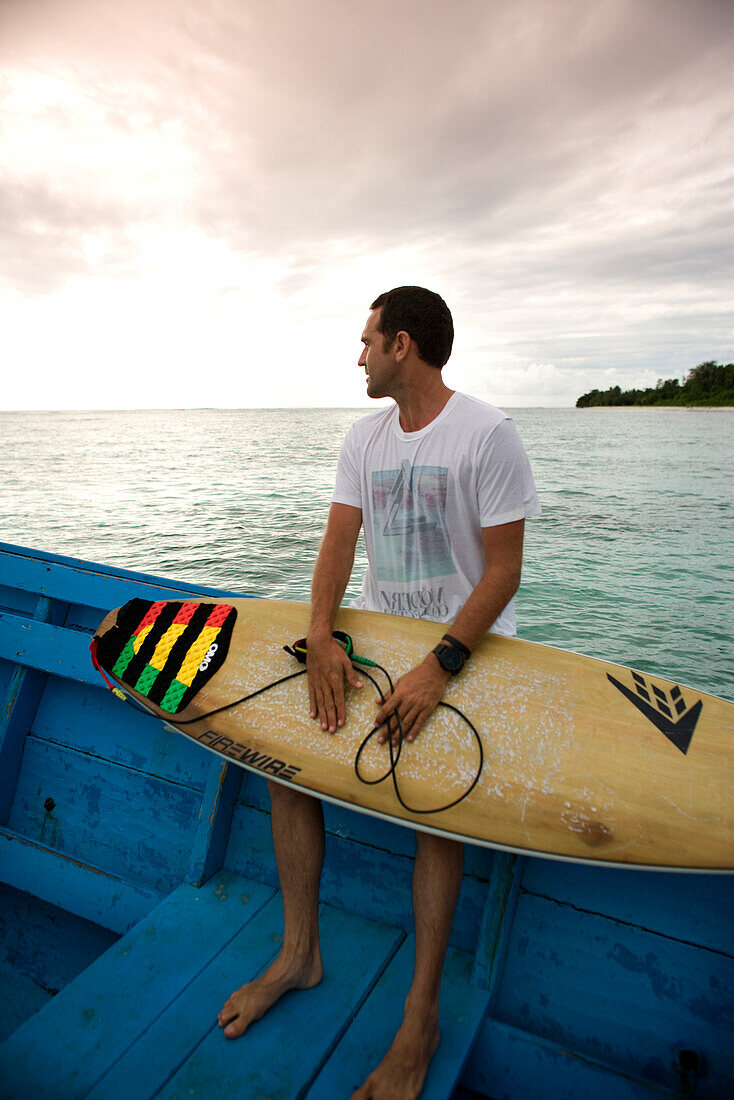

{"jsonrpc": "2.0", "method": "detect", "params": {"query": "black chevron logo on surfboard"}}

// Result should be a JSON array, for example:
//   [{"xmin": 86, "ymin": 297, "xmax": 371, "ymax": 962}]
[{"xmin": 607, "ymin": 671, "xmax": 702, "ymax": 755}]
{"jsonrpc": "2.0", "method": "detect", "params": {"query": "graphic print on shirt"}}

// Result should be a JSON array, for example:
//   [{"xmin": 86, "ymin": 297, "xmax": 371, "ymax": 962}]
[{"xmin": 371, "ymin": 461, "xmax": 456, "ymax": 585}]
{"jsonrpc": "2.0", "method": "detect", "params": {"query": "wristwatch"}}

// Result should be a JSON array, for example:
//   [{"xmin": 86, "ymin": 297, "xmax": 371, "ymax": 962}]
[{"xmin": 432, "ymin": 634, "xmax": 471, "ymax": 675}]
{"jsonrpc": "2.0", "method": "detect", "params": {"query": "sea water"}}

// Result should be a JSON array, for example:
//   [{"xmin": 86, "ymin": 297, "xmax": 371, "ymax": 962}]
[{"xmin": 1, "ymin": 407, "xmax": 732, "ymax": 701}]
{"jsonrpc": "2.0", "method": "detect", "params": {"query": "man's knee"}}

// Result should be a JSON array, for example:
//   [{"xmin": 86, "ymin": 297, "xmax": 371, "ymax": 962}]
[
  {"xmin": 267, "ymin": 779, "xmax": 319, "ymax": 811},
  {"xmin": 415, "ymin": 830, "xmax": 464, "ymax": 866},
  {"xmin": 269, "ymin": 778, "xmax": 302, "ymax": 800}
]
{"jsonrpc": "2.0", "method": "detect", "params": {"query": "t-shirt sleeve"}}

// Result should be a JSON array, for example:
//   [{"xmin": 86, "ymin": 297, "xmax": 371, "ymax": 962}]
[
  {"xmin": 332, "ymin": 425, "xmax": 363, "ymax": 508},
  {"xmin": 476, "ymin": 417, "xmax": 541, "ymax": 527}
]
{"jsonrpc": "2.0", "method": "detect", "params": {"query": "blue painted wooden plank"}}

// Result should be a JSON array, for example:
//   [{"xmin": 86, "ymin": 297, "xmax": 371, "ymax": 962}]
[
  {"xmin": 306, "ymin": 936, "xmax": 490, "ymax": 1100},
  {"xmin": 9, "ymin": 737, "xmax": 202, "ymax": 894},
  {"xmin": 0, "ymin": 583, "xmax": 36, "ymax": 617},
  {"xmin": 0, "ymin": 871, "xmax": 275, "ymax": 1100},
  {"xmin": 0, "ymin": 612, "xmax": 98, "ymax": 685},
  {"xmin": 0, "ymin": 542, "xmax": 242, "ymax": 607},
  {"xmin": 0, "ymin": 659, "xmax": 12, "ymax": 708},
  {"xmin": 0, "ymin": 595, "xmax": 67, "ymax": 823},
  {"xmin": 495, "ymin": 892, "xmax": 734, "ymax": 1096},
  {"xmin": 66, "ymin": 602, "xmax": 136, "ymax": 633},
  {"xmin": 85, "ymin": 891, "xmax": 292, "ymax": 1099},
  {"xmin": 88, "ymin": 899, "xmax": 399, "ymax": 1099},
  {"xmin": 7, "ymin": 559, "xmax": 188, "ymax": 610},
  {"xmin": 0, "ymin": 881, "xmax": 119, "ymax": 1041},
  {"xmin": 31, "ymin": 675, "xmax": 212, "ymax": 789},
  {"xmin": 0, "ymin": 828, "xmax": 162, "ymax": 934},
  {"xmin": 155, "ymin": 906, "xmax": 404, "ymax": 1100},
  {"xmin": 522, "ymin": 857, "xmax": 734, "ymax": 954},
  {"xmin": 225, "ymin": 801, "xmax": 487, "ymax": 954},
  {"xmin": 0, "ymin": 963, "xmax": 50, "ymax": 1045},
  {"xmin": 0, "ymin": 664, "xmax": 48, "ymax": 823},
  {"xmin": 0, "ymin": 879, "xmax": 118, "ymax": 996},
  {"xmin": 472, "ymin": 852, "xmax": 522, "ymax": 1002},
  {"xmin": 463, "ymin": 1017, "xmax": 682, "ymax": 1100},
  {"xmin": 186, "ymin": 761, "xmax": 242, "ymax": 885}
]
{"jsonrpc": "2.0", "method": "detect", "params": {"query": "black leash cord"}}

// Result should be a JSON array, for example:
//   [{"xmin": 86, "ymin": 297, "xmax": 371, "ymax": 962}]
[
  {"xmin": 172, "ymin": 668, "xmax": 309, "ymax": 724},
  {"xmin": 107, "ymin": 658, "xmax": 484, "ymax": 815},
  {"xmin": 108, "ymin": 668, "xmax": 309, "ymax": 723},
  {"xmin": 353, "ymin": 661, "xmax": 484, "ymax": 815}
]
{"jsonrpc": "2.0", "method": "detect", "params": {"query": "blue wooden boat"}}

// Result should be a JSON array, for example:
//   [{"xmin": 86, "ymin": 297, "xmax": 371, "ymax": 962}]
[{"xmin": 0, "ymin": 540, "xmax": 731, "ymax": 1098}]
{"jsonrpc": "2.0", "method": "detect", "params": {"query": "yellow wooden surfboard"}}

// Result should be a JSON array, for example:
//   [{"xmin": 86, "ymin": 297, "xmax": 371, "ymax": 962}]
[{"xmin": 92, "ymin": 596, "xmax": 733, "ymax": 871}]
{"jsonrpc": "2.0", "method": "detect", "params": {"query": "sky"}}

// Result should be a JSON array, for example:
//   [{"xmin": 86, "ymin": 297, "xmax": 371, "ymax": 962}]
[{"xmin": 1, "ymin": 0, "xmax": 732, "ymax": 409}]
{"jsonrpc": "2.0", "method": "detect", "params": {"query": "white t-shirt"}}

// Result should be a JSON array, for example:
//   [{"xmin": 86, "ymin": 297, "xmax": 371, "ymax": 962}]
[{"xmin": 332, "ymin": 391, "xmax": 540, "ymax": 636}]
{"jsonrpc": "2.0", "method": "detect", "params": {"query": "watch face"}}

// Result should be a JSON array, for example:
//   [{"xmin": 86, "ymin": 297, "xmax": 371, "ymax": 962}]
[{"xmin": 439, "ymin": 645, "xmax": 464, "ymax": 672}]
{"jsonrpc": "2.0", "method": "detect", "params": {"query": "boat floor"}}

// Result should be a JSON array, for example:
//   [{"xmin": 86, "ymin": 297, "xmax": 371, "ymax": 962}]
[{"xmin": 0, "ymin": 869, "xmax": 489, "ymax": 1099}]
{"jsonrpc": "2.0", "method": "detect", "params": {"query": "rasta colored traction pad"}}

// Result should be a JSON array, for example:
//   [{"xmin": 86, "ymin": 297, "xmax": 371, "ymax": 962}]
[{"xmin": 94, "ymin": 598, "xmax": 237, "ymax": 714}]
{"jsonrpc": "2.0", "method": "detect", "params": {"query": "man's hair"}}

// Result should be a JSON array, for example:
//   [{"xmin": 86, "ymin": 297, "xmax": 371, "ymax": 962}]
[{"xmin": 370, "ymin": 286, "xmax": 454, "ymax": 369}]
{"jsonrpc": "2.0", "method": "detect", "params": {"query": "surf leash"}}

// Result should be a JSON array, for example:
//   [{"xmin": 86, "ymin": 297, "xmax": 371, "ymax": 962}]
[
  {"xmin": 91, "ymin": 632, "xmax": 309, "ymax": 722},
  {"xmin": 286, "ymin": 633, "xmax": 484, "ymax": 815},
  {"xmin": 90, "ymin": 628, "xmax": 484, "ymax": 815}
]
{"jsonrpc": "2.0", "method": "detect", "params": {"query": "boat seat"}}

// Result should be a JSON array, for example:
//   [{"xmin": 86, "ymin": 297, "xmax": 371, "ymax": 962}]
[{"xmin": 0, "ymin": 869, "xmax": 489, "ymax": 1099}]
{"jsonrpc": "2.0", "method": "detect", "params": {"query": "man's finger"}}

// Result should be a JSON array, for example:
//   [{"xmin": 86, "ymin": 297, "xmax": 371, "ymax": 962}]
[
  {"xmin": 334, "ymin": 680, "xmax": 347, "ymax": 729},
  {"xmin": 390, "ymin": 716, "xmax": 402, "ymax": 748},
  {"xmin": 319, "ymin": 685, "xmax": 339, "ymax": 732},
  {"xmin": 375, "ymin": 690, "xmax": 396, "ymax": 729},
  {"xmin": 404, "ymin": 709, "xmax": 428, "ymax": 742},
  {"xmin": 398, "ymin": 704, "xmax": 421, "ymax": 743},
  {"xmin": 376, "ymin": 707, "xmax": 394, "ymax": 744},
  {"xmin": 306, "ymin": 642, "xmax": 356, "ymax": 731},
  {"xmin": 347, "ymin": 666, "xmax": 364, "ymax": 691}
]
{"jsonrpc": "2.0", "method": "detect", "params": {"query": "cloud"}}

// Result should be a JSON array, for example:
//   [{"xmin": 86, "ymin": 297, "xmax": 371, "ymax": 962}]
[
  {"xmin": 0, "ymin": 0, "xmax": 732, "ymax": 407},
  {"xmin": 469, "ymin": 360, "xmax": 647, "ymax": 408}
]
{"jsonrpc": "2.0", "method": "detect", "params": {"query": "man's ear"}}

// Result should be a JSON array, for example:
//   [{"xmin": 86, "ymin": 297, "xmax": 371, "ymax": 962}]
[{"xmin": 393, "ymin": 330, "xmax": 411, "ymax": 361}]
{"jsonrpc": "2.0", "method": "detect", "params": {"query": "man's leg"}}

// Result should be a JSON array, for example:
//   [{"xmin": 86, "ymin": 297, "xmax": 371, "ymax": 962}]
[
  {"xmin": 352, "ymin": 832, "xmax": 464, "ymax": 1099},
  {"xmin": 218, "ymin": 780, "xmax": 325, "ymax": 1039}
]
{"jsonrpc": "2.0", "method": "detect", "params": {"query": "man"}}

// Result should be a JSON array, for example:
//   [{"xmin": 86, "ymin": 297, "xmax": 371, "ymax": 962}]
[{"xmin": 218, "ymin": 287, "xmax": 540, "ymax": 1099}]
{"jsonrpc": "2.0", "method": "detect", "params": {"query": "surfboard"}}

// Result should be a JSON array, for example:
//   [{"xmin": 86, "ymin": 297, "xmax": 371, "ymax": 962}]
[{"xmin": 92, "ymin": 596, "xmax": 733, "ymax": 871}]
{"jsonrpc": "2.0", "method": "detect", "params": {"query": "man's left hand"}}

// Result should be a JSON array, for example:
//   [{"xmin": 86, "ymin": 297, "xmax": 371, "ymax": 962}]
[{"xmin": 374, "ymin": 655, "xmax": 451, "ymax": 746}]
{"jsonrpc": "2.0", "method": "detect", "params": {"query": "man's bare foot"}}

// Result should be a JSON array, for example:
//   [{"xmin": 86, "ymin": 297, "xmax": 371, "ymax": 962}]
[
  {"xmin": 351, "ymin": 1017, "xmax": 440, "ymax": 1099},
  {"xmin": 217, "ymin": 949, "xmax": 323, "ymax": 1039}
]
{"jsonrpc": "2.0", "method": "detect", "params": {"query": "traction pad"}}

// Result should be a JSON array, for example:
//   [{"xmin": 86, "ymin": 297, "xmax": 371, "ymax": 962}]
[{"xmin": 95, "ymin": 598, "xmax": 237, "ymax": 714}]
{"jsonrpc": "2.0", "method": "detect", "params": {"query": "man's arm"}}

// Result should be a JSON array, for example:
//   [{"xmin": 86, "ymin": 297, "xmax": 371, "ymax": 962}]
[
  {"xmin": 374, "ymin": 518, "xmax": 525, "ymax": 743},
  {"xmin": 307, "ymin": 502, "xmax": 364, "ymax": 733}
]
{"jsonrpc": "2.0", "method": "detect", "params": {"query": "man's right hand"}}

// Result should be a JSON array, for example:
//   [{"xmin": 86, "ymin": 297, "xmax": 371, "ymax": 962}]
[{"xmin": 306, "ymin": 634, "xmax": 363, "ymax": 733}]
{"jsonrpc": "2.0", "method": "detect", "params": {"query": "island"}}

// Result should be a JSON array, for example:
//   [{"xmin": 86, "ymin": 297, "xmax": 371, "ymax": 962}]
[{"xmin": 576, "ymin": 361, "xmax": 733, "ymax": 407}]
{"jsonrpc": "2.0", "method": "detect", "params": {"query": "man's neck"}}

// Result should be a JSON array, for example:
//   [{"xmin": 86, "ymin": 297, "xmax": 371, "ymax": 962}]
[{"xmin": 395, "ymin": 382, "xmax": 455, "ymax": 433}]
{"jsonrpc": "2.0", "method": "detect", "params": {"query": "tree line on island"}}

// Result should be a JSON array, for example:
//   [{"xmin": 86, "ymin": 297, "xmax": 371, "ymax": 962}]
[{"xmin": 576, "ymin": 361, "xmax": 733, "ymax": 407}]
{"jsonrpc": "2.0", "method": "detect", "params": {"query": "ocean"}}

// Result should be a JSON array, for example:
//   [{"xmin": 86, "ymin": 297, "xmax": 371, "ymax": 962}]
[{"xmin": 1, "ymin": 406, "xmax": 732, "ymax": 701}]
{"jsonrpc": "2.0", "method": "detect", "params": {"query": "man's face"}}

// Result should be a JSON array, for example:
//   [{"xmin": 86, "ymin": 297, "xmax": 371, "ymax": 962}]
[{"xmin": 358, "ymin": 309, "xmax": 396, "ymax": 400}]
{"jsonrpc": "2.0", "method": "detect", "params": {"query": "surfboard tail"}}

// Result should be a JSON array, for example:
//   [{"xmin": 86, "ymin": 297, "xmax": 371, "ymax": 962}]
[{"xmin": 93, "ymin": 599, "xmax": 238, "ymax": 715}]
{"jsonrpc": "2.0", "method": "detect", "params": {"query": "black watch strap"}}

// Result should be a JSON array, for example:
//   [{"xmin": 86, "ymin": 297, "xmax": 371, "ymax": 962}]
[{"xmin": 441, "ymin": 633, "xmax": 471, "ymax": 659}]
